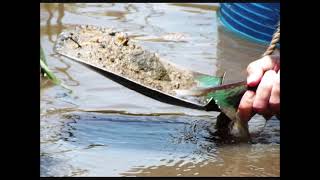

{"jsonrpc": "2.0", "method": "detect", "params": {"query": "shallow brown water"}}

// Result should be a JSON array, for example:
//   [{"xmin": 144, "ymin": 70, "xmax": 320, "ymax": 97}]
[{"xmin": 40, "ymin": 3, "xmax": 279, "ymax": 177}]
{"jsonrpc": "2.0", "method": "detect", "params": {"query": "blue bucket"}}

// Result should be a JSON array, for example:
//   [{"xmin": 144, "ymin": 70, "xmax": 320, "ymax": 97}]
[{"xmin": 218, "ymin": 3, "xmax": 280, "ymax": 45}]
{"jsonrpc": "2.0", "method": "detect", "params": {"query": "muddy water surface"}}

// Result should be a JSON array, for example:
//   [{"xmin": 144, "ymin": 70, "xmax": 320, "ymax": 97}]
[{"xmin": 40, "ymin": 3, "xmax": 279, "ymax": 177}]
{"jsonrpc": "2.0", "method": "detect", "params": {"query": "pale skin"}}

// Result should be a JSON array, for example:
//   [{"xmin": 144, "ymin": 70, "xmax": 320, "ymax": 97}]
[{"xmin": 238, "ymin": 55, "xmax": 280, "ymax": 122}]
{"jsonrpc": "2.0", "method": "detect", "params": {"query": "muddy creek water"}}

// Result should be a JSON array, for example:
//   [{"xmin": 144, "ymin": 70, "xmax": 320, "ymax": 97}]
[{"xmin": 40, "ymin": 3, "xmax": 279, "ymax": 177}]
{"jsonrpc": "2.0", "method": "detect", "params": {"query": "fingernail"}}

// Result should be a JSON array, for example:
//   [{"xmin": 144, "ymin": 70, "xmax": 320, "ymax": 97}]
[{"xmin": 247, "ymin": 75, "xmax": 256, "ymax": 86}]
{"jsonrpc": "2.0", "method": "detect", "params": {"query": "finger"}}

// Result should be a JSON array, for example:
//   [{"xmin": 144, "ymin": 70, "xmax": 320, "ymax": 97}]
[
  {"xmin": 238, "ymin": 90, "xmax": 256, "ymax": 122},
  {"xmin": 253, "ymin": 70, "xmax": 276, "ymax": 114},
  {"xmin": 269, "ymin": 70, "xmax": 280, "ymax": 114},
  {"xmin": 247, "ymin": 55, "xmax": 280, "ymax": 87}
]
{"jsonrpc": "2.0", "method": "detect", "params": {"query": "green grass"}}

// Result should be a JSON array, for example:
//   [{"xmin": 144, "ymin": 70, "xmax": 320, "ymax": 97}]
[{"xmin": 40, "ymin": 45, "xmax": 72, "ymax": 92}]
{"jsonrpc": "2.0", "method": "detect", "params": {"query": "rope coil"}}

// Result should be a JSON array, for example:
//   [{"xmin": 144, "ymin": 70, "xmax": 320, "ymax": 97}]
[{"xmin": 263, "ymin": 22, "xmax": 280, "ymax": 56}]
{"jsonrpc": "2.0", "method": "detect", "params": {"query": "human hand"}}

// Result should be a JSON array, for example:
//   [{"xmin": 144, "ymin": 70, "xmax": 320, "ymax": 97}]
[{"xmin": 237, "ymin": 55, "xmax": 280, "ymax": 122}]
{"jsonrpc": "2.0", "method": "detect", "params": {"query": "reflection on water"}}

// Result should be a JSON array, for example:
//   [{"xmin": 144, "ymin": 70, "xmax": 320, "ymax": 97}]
[
  {"xmin": 170, "ymin": 3, "xmax": 220, "ymax": 12},
  {"xmin": 41, "ymin": 112, "xmax": 279, "ymax": 177},
  {"xmin": 42, "ymin": 4, "xmax": 64, "ymax": 43},
  {"xmin": 40, "ymin": 3, "xmax": 279, "ymax": 177},
  {"xmin": 216, "ymin": 20, "xmax": 267, "ymax": 83}
]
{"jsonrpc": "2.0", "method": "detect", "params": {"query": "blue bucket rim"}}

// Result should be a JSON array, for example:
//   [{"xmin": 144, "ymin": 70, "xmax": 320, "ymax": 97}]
[{"xmin": 218, "ymin": 9, "xmax": 274, "ymax": 46}]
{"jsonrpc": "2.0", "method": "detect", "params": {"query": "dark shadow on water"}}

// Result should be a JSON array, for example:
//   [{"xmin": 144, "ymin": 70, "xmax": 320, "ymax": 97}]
[
  {"xmin": 40, "ymin": 111, "xmax": 279, "ymax": 176},
  {"xmin": 215, "ymin": 17, "xmax": 267, "ymax": 83}
]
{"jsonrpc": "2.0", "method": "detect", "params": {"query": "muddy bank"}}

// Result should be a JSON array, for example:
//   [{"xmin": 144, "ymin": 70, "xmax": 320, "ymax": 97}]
[{"xmin": 55, "ymin": 25, "xmax": 198, "ymax": 96}]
